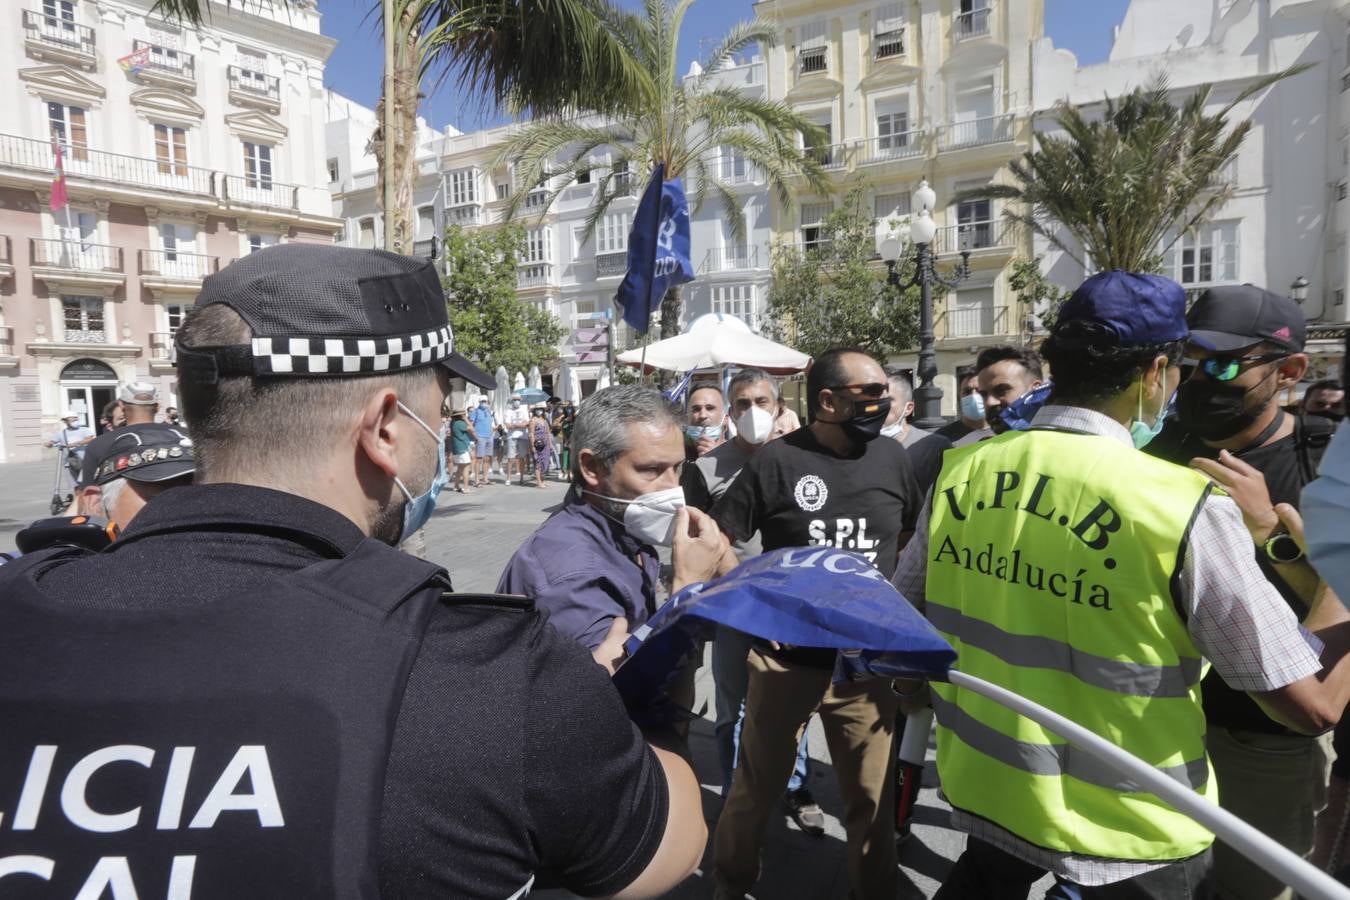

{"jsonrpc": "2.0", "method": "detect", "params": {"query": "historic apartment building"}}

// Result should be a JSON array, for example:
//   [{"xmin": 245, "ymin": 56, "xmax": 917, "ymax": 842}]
[
  {"xmin": 753, "ymin": 0, "xmax": 1041, "ymax": 411},
  {"xmin": 1034, "ymin": 0, "xmax": 1350, "ymax": 381},
  {"xmin": 327, "ymin": 56, "xmax": 776, "ymax": 397},
  {"xmin": 0, "ymin": 0, "xmax": 341, "ymax": 462}
]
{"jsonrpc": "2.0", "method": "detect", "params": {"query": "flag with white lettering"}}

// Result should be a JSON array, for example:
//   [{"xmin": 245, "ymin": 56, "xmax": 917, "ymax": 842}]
[
  {"xmin": 613, "ymin": 547, "xmax": 955, "ymax": 723},
  {"xmin": 612, "ymin": 163, "xmax": 694, "ymax": 334}
]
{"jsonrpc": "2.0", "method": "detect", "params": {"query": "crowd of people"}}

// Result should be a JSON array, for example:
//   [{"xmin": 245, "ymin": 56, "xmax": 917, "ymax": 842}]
[{"xmin": 5, "ymin": 243, "xmax": 1350, "ymax": 900}]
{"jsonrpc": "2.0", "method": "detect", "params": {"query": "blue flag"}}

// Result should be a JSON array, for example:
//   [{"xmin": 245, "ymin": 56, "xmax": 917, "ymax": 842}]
[
  {"xmin": 613, "ymin": 163, "xmax": 695, "ymax": 334},
  {"xmin": 612, "ymin": 547, "xmax": 957, "ymax": 724},
  {"xmin": 662, "ymin": 370, "xmax": 695, "ymax": 405}
]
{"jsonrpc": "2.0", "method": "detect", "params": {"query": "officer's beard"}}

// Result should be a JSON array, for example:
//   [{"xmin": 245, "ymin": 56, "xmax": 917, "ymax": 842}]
[{"xmin": 370, "ymin": 495, "xmax": 407, "ymax": 547}]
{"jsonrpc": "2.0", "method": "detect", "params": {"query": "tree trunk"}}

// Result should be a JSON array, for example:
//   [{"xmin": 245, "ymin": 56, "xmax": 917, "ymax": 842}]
[
  {"xmin": 658, "ymin": 284, "xmax": 682, "ymax": 339},
  {"xmin": 375, "ymin": 3, "xmax": 421, "ymax": 255}
]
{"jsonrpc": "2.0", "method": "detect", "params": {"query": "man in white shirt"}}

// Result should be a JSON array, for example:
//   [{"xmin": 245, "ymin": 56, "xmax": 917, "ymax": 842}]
[{"xmin": 503, "ymin": 397, "xmax": 530, "ymax": 485}]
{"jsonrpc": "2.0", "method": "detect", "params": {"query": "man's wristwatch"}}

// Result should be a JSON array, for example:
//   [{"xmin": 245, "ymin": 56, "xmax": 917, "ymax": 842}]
[{"xmin": 1263, "ymin": 531, "xmax": 1305, "ymax": 565}]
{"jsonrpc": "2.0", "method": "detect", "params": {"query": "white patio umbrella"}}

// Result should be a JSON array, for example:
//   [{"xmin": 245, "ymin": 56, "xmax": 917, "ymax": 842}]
[
  {"xmin": 557, "ymin": 359, "xmax": 578, "ymax": 403},
  {"xmin": 527, "ymin": 365, "xmax": 542, "ymax": 391},
  {"xmin": 568, "ymin": 366, "xmax": 583, "ymax": 404},
  {"xmin": 513, "ymin": 371, "xmax": 526, "ymax": 392},
  {"xmin": 597, "ymin": 368, "xmax": 611, "ymax": 391},
  {"xmin": 616, "ymin": 312, "xmax": 810, "ymax": 375},
  {"xmin": 492, "ymin": 366, "xmax": 510, "ymax": 421}
]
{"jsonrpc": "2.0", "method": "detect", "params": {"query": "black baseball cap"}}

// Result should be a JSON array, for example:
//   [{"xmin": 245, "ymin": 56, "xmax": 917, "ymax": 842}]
[
  {"xmin": 85, "ymin": 423, "xmax": 195, "ymax": 486},
  {"xmin": 177, "ymin": 244, "xmax": 487, "ymax": 383},
  {"xmin": 1187, "ymin": 285, "xmax": 1306, "ymax": 353}
]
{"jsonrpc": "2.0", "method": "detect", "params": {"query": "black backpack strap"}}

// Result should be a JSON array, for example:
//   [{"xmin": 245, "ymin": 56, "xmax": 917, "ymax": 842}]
[{"xmin": 290, "ymin": 538, "xmax": 451, "ymax": 631}]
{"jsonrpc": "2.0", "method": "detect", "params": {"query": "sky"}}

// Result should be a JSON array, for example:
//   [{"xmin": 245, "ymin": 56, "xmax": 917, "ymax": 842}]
[{"xmin": 318, "ymin": 0, "xmax": 1132, "ymax": 134}]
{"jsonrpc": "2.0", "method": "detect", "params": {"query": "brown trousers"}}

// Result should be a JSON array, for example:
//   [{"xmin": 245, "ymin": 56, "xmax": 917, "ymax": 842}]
[{"xmin": 713, "ymin": 648, "xmax": 900, "ymax": 899}]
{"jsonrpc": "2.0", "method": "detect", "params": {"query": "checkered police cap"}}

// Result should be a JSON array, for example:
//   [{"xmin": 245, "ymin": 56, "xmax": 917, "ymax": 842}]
[{"xmin": 176, "ymin": 244, "xmax": 454, "ymax": 382}]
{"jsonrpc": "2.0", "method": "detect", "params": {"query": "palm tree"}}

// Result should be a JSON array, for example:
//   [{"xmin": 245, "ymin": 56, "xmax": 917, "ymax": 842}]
[
  {"xmin": 496, "ymin": 0, "xmax": 830, "ymax": 338},
  {"xmin": 151, "ymin": 0, "xmax": 651, "ymax": 253},
  {"xmin": 970, "ymin": 68, "xmax": 1311, "ymax": 273}
]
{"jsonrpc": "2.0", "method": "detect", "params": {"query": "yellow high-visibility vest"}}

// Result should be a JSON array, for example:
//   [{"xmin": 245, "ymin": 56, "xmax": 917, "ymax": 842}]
[{"xmin": 927, "ymin": 428, "xmax": 1217, "ymax": 861}]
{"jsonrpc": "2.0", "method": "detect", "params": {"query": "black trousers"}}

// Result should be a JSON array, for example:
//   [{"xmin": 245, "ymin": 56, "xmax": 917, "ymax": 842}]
[{"xmin": 934, "ymin": 837, "xmax": 1213, "ymax": 900}]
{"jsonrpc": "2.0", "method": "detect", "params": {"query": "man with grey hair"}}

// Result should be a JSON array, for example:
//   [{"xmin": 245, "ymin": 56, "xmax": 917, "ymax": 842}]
[
  {"xmin": 76, "ymin": 422, "xmax": 194, "ymax": 530},
  {"xmin": 0, "ymin": 246, "xmax": 708, "ymax": 899},
  {"xmin": 498, "ymin": 384, "xmax": 730, "ymax": 659},
  {"xmin": 882, "ymin": 369, "xmax": 952, "ymax": 496}
]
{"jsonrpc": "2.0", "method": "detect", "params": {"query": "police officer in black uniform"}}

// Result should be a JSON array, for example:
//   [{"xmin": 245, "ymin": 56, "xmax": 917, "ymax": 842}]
[{"xmin": 0, "ymin": 245, "xmax": 703, "ymax": 899}]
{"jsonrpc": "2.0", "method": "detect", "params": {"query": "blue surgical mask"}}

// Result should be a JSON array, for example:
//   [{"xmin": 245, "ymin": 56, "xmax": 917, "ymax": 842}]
[
  {"xmin": 686, "ymin": 424, "xmax": 722, "ymax": 441},
  {"xmin": 959, "ymin": 393, "xmax": 985, "ymax": 423},
  {"xmin": 394, "ymin": 401, "xmax": 449, "ymax": 543},
  {"xmin": 1128, "ymin": 366, "xmax": 1172, "ymax": 450}
]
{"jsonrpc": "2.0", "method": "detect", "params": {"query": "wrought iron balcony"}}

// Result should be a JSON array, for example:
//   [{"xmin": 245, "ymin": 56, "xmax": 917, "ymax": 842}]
[
  {"xmin": 595, "ymin": 251, "xmax": 628, "ymax": 278},
  {"xmin": 806, "ymin": 142, "xmax": 852, "ymax": 170},
  {"xmin": 798, "ymin": 46, "xmax": 828, "ymax": 75},
  {"xmin": 700, "ymin": 246, "xmax": 760, "ymax": 272},
  {"xmin": 222, "ymin": 173, "xmax": 299, "ymax": 210},
  {"xmin": 932, "ymin": 220, "xmax": 1015, "ymax": 255},
  {"xmin": 31, "ymin": 237, "xmax": 124, "ymax": 273},
  {"xmin": 954, "ymin": 5, "xmax": 992, "ymax": 42},
  {"xmin": 138, "ymin": 249, "xmax": 219, "ymax": 280},
  {"xmin": 937, "ymin": 114, "xmax": 1014, "ymax": 151},
  {"xmin": 855, "ymin": 132, "xmax": 924, "ymax": 165},
  {"xmin": 874, "ymin": 27, "xmax": 905, "ymax": 60},
  {"xmin": 22, "ymin": 9, "xmax": 96, "ymax": 66},
  {"xmin": 939, "ymin": 304, "xmax": 1008, "ymax": 339},
  {"xmin": 0, "ymin": 133, "xmax": 216, "ymax": 197},
  {"xmin": 227, "ymin": 66, "xmax": 281, "ymax": 110},
  {"xmin": 132, "ymin": 39, "xmax": 195, "ymax": 85},
  {"xmin": 517, "ymin": 263, "xmax": 556, "ymax": 288},
  {"xmin": 446, "ymin": 204, "xmax": 481, "ymax": 225}
]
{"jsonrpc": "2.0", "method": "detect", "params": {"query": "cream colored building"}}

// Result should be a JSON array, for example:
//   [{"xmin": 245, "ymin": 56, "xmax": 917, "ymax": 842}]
[
  {"xmin": 0, "ymin": 0, "xmax": 341, "ymax": 462},
  {"xmin": 753, "ymin": 0, "xmax": 1040, "ymax": 411}
]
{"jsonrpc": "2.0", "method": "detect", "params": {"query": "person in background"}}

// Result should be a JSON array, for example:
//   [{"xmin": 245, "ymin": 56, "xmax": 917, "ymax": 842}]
[
  {"xmin": 449, "ymin": 408, "xmax": 475, "ymax": 493},
  {"xmin": 98, "ymin": 399, "xmax": 125, "ymax": 433},
  {"xmin": 164, "ymin": 406, "xmax": 184, "ymax": 426},
  {"xmin": 773, "ymin": 397, "xmax": 802, "ymax": 437},
  {"xmin": 974, "ymin": 346, "xmax": 1045, "ymax": 438},
  {"xmin": 529, "ymin": 405, "xmax": 553, "ymax": 488},
  {"xmin": 688, "ymin": 384, "xmax": 728, "ymax": 457},
  {"xmin": 1303, "ymin": 379, "xmax": 1345, "ymax": 422},
  {"xmin": 712, "ymin": 348, "xmax": 921, "ymax": 900},
  {"xmin": 82, "ymin": 382, "xmax": 161, "ymax": 490},
  {"xmin": 549, "ymin": 398, "xmax": 566, "ymax": 474},
  {"xmin": 936, "ymin": 372, "xmax": 985, "ymax": 443},
  {"xmin": 686, "ymin": 368, "xmax": 823, "ymax": 836},
  {"xmin": 77, "ymin": 422, "xmax": 195, "ymax": 531},
  {"xmin": 559, "ymin": 401, "xmax": 577, "ymax": 482},
  {"xmin": 45, "ymin": 411, "xmax": 95, "ymax": 490},
  {"xmin": 504, "ymin": 397, "xmax": 530, "ymax": 485},
  {"xmin": 1148, "ymin": 284, "xmax": 1337, "ymax": 900},
  {"xmin": 895, "ymin": 271, "xmax": 1350, "ymax": 899},
  {"xmin": 882, "ymin": 369, "xmax": 953, "ymax": 497},
  {"xmin": 470, "ymin": 398, "xmax": 496, "ymax": 486}
]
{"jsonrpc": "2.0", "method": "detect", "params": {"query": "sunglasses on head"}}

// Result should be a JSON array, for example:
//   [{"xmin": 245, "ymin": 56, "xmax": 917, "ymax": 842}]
[
  {"xmin": 1187, "ymin": 353, "xmax": 1288, "ymax": 383},
  {"xmin": 828, "ymin": 382, "xmax": 888, "ymax": 398}
]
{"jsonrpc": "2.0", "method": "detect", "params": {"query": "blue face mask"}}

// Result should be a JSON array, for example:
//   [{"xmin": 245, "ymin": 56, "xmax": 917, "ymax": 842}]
[
  {"xmin": 1128, "ymin": 365, "xmax": 1172, "ymax": 450},
  {"xmin": 394, "ymin": 401, "xmax": 449, "ymax": 543},
  {"xmin": 686, "ymin": 424, "xmax": 722, "ymax": 441},
  {"xmin": 959, "ymin": 393, "xmax": 985, "ymax": 423}
]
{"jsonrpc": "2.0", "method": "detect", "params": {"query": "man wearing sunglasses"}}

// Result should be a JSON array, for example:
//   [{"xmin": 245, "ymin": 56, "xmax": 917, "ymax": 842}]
[
  {"xmin": 710, "ymin": 347, "xmax": 921, "ymax": 900},
  {"xmin": 1147, "ymin": 284, "xmax": 1339, "ymax": 900}
]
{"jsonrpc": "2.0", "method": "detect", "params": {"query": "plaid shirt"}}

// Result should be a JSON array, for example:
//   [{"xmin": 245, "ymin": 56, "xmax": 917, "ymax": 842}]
[{"xmin": 893, "ymin": 404, "xmax": 1323, "ymax": 884}]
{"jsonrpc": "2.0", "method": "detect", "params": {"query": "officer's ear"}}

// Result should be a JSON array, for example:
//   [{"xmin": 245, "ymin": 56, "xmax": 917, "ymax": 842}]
[{"xmin": 356, "ymin": 387, "xmax": 402, "ymax": 480}]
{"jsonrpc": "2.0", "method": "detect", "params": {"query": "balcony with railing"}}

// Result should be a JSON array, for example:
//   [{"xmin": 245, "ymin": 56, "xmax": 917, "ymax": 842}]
[
  {"xmin": 0, "ymin": 133, "xmax": 217, "ymax": 197},
  {"xmin": 938, "ymin": 113, "xmax": 1014, "ymax": 151},
  {"xmin": 780, "ymin": 238, "xmax": 834, "ymax": 257},
  {"xmin": 138, "ymin": 249, "xmax": 219, "ymax": 282},
  {"xmin": 953, "ymin": 5, "xmax": 993, "ymax": 43},
  {"xmin": 933, "ymin": 219, "xmax": 1015, "ymax": 255},
  {"xmin": 0, "ymin": 325, "xmax": 14, "ymax": 360},
  {"xmin": 939, "ymin": 304, "xmax": 1008, "ymax": 339},
  {"xmin": 523, "ymin": 189, "xmax": 552, "ymax": 212},
  {"xmin": 222, "ymin": 173, "xmax": 299, "ymax": 210},
  {"xmin": 131, "ymin": 40, "xmax": 196, "ymax": 90},
  {"xmin": 855, "ymin": 132, "xmax": 925, "ymax": 166},
  {"xmin": 446, "ymin": 204, "xmax": 481, "ymax": 225},
  {"xmin": 806, "ymin": 142, "xmax": 852, "ymax": 171},
  {"xmin": 595, "ymin": 251, "xmax": 628, "ymax": 278},
  {"xmin": 517, "ymin": 263, "xmax": 556, "ymax": 289},
  {"xmin": 31, "ymin": 238, "xmax": 124, "ymax": 274},
  {"xmin": 700, "ymin": 246, "xmax": 760, "ymax": 273},
  {"xmin": 22, "ymin": 9, "xmax": 96, "ymax": 67},
  {"xmin": 798, "ymin": 46, "xmax": 829, "ymax": 76},
  {"xmin": 874, "ymin": 27, "xmax": 905, "ymax": 60},
  {"xmin": 150, "ymin": 332, "xmax": 177, "ymax": 364},
  {"xmin": 227, "ymin": 66, "xmax": 281, "ymax": 112},
  {"xmin": 612, "ymin": 172, "xmax": 635, "ymax": 196}
]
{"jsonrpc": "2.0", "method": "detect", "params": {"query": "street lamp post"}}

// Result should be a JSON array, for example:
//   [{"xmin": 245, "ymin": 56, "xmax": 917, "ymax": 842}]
[{"xmin": 876, "ymin": 180, "xmax": 971, "ymax": 431}]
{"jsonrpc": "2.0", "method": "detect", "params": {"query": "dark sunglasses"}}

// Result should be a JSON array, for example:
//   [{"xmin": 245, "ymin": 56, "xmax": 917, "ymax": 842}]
[
  {"xmin": 1186, "ymin": 353, "xmax": 1288, "ymax": 383},
  {"xmin": 828, "ymin": 382, "xmax": 888, "ymax": 398}
]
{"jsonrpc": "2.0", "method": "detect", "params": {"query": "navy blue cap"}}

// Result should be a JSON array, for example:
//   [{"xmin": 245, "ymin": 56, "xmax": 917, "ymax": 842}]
[{"xmin": 1057, "ymin": 271, "xmax": 1189, "ymax": 345}]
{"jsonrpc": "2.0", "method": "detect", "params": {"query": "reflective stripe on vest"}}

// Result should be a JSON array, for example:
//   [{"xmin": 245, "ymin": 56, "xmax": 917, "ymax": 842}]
[
  {"xmin": 927, "ymin": 602, "xmax": 1204, "ymax": 698},
  {"xmin": 927, "ymin": 428, "xmax": 1218, "ymax": 862}
]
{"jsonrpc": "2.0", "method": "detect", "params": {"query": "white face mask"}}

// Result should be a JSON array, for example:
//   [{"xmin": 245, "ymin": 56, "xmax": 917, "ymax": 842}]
[
  {"xmin": 584, "ymin": 486, "xmax": 685, "ymax": 547},
  {"xmin": 735, "ymin": 406, "xmax": 775, "ymax": 445},
  {"xmin": 880, "ymin": 421, "xmax": 904, "ymax": 439}
]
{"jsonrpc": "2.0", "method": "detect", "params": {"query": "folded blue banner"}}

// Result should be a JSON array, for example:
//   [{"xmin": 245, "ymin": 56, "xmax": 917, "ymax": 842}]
[
  {"xmin": 613, "ymin": 547, "xmax": 956, "ymax": 724},
  {"xmin": 613, "ymin": 163, "xmax": 695, "ymax": 335},
  {"xmin": 1000, "ymin": 381, "xmax": 1053, "ymax": 432}
]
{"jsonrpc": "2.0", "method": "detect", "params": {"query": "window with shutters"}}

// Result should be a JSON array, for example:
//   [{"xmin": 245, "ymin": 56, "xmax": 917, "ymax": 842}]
[
  {"xmin": 358, "ymin": 218, "xmax": 375, "ymax": 249},
  {"xmin": 797, "ymin": 20, "xmax": 828, "ymax": 74},
  {"xmin": 248, "ymin": 232, "xmax": 277, "ymax": 254},
  {"xmin": 62, "ymin": 296, "xmax": 105, "ymax": 342},
  {"xmin": 166, "ymin": 303, "xmax": 188, "ymax": 334},
  {"xmin": 524, "ymin": 227, "xmax": 552, "ymax": 263},
  {"xmin": 448, "ymin": 168, "xmax": 478, "ymax": 206},
  {"xmin": 800, "ymin": 201, "xmax": 833, "ymax": 250},
  {"xmin": 47, "ymin": 101, "xmax": 88, "ymax": 162},
  {"xmin": 712, "ymin": 284, "xmax": 756, "ymax": 327},
  {"xmin": 874, "ymin": 3, "xmax": 905, "ymax": 59},
  {"xmin": 598, "ymin": 213, "xmax": 630, "ymax": 254},
  {"xmin": 1161, "ymin": 222, "xmax": 1239, "ymax": 287},
  {"xmin": 876, "ymin": 108, "xmax": 910, "ymax": 151},
  {"xmin": 243, "ymin": 142, "xmax": 273, "ymax": 189},
  {"xmin": 154, "ymin": 123, "xmax": 188, "ymax": 175},
  {"xmin": 875, "ymin": 192, "xmax": 909, "ymax": 219}
]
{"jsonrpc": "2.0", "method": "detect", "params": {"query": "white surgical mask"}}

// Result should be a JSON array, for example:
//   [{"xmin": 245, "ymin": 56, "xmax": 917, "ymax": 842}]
[
  {"xmin": 584, "ymin": 486, "xmax": 685, "ymax": 547},
  {"xmin": 880, "ymin": 421, "xmax": 904, "ymax": 439},
  {"xmin": 735, "ymin": 406, "xmax": 775, "ymax": 445}
]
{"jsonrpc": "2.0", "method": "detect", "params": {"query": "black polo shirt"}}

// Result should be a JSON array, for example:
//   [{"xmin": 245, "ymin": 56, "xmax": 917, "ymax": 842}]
[{"xmin": 31, "ymin": 484, "xmax": 668, "ymax": 897}]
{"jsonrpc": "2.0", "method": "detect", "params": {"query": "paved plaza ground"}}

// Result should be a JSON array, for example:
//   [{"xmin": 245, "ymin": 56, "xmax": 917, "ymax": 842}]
[{"xmin": 0, "ymin": 455, "xmax": 1061, "ymax": 899}]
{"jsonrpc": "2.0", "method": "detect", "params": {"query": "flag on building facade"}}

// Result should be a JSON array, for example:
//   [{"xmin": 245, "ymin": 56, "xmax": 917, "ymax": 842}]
[
  {"xmin": 49, "ymin": 137, "xmax": 68, "ymax": 213},
  {"xmin": 613, "ymin": 163, "xmax": 694, "ymax": 335},
  {"xmin": 117, "ymin": 46, "xmax": 151, "ymax": 74}
]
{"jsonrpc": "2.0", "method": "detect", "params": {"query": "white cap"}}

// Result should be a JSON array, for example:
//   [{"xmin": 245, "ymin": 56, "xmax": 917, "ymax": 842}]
[
  {"xmin": 62, "ymin": 409, "xmax": 81, "ymax": 420},
  {"xmin": 119, "ymin": 380, "xmax": 159, "ymax": 406}
]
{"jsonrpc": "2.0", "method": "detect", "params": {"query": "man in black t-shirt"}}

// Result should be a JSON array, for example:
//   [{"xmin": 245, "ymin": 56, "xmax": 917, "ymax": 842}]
[
  {"xmin": 1147, "ymin": 284, "xmax": 1336, "ymax": 900},
  {"xmin": 711, "ymin": 348, "xmax": 920, "ymax": 900}
]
